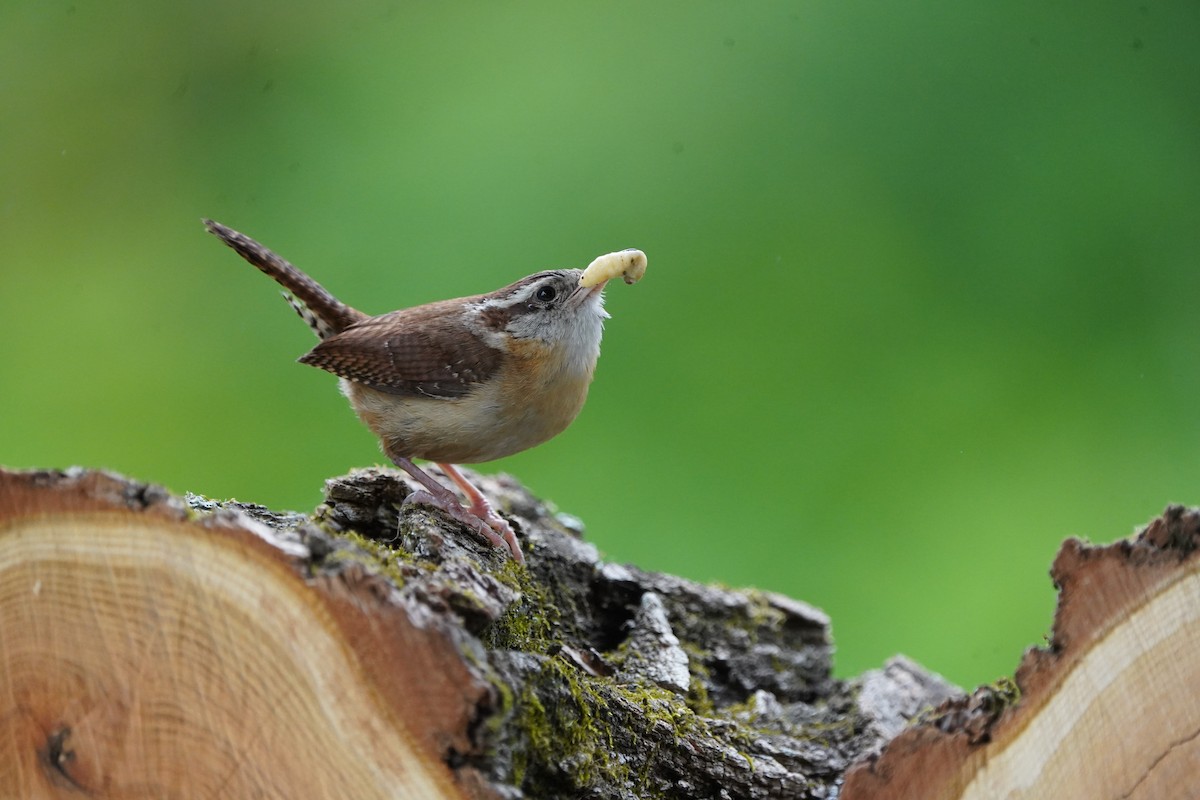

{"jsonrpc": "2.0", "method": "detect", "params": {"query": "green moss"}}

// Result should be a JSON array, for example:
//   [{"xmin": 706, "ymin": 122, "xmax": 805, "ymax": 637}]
[
  {"xmin": 328, "ymin": 532, "xmax": 422, "ymax": 587},
  {"xmin": 508, "ymin": 639, "xmax": 812, "ymax": 798},
  {"xmin": 618, "ymin": 681, "xmax": 710, "ymax": 743},
  {"xmin": 983, "ymin": 675, "xmax": 1021, "ymax": 711},
  {"xmin": 742, "ymin": 588, "xmax": 788, "ymax": 635},
  {"xmin": 493, "ymin": 555, "xmax": 532, "ymax": 592},
  {"xmin": 680, "ymin": 641, "xmax": 716, "ymax": 717},
  {"xmin": 511, "ymin": 682, "xmax": 547, "ymax": 786},
  {"xmin": 485, "ymin": 670, "xmax": 515, "ymax": 738},
  {"xmin": 614, "ymin": 681, "xmax": 740, "ymax": 798},
  {"xmin": 483, "ymin": 559, "xmax": 558, "ymax": 651},
  {"xmin": 635, "ymin": 742, "xmax": 661, "ymax": 790},
  {"xmin": 513, "ymin": 657, "xmax": 630, "ymax": 792},
  {"xmin": 512, "ymin": 650, "xmax": 748, "ymax": 797}
]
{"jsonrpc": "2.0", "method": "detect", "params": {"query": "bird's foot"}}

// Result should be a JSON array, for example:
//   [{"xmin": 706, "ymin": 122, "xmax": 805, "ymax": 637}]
[
  {"xmin": 403, "ymin": 489, "xmax": 509, "ymax": 553},
  {"xmin": 438, "ymin": 463, "xmax": 525, "ymax": 564},
  {"xmin": 391, "ymin": 457, "xmax": 525, "ymax": 563}
]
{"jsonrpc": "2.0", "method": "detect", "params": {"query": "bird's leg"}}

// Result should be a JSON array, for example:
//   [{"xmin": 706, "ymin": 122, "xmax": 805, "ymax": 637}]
[
  {"xmin": 390, "ymin": 456, "xmax": 524, "ymax": 563},
  {"xmin": 437, "ymin": 462, "xmax": 525, "ymax": 564}
]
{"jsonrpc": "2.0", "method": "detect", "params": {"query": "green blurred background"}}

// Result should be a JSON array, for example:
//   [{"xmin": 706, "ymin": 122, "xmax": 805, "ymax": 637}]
[{"xmin": 3, "ymin": 1, "xmax": 1198, "ymax": 690}]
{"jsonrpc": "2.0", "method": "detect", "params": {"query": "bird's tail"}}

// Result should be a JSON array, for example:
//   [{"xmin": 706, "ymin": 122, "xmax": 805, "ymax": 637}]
[{"xmin": 204, "ymin": 219, "xmax": 366, "ymax": 339}]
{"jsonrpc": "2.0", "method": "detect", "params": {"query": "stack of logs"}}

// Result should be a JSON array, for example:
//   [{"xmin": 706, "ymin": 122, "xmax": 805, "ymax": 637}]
[{"xmin": 1, "ymin": 466, "xmax": 1195, "ymax": 799}]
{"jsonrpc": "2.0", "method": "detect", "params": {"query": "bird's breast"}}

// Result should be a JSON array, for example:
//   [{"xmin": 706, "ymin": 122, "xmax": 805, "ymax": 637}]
[{"xmin": 344, "ymin": 336, "xmax": 598, "ymax": 464}]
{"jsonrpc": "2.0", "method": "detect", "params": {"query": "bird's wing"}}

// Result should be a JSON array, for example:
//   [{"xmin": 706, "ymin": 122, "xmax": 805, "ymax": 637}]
[{"xmin": 298, "ymin": 302, "xmax": 504, "ymax": 399}]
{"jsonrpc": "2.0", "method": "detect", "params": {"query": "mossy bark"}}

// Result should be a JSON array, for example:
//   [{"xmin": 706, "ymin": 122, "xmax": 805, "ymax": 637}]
[
  {"xmin": 305, "ymin": 467, "xmax": 959, "ymax": 798},
  {"xmin": 9, "ymin": 466, "xmax": 1195, "ymax": 798},
  {"xmin": 0, "ymin": 466, "xmax": 957, "ymax": 799}
]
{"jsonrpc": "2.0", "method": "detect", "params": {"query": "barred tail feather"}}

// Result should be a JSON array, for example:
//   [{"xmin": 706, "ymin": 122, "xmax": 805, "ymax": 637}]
[
  {"xmin": 283, "ymin": 291, "xmax": 336, "ymax": 339},
  {"xmin": 203, "ymin": 219, "xmax": 366, "ymax": 339}
]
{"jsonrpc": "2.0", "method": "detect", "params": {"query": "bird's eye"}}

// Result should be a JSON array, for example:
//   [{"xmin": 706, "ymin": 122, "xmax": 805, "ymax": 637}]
[{"xmin": 535, "ymin": 284, "xmax": 558, "ymax": 303}]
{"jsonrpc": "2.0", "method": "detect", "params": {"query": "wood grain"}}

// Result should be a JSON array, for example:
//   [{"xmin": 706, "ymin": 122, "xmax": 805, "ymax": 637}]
[
  {"xmin": 0, "ymin": 469, "xmax": 490, "ymax": 800},
  {"xmin": 842, "ymin": 507, "xmax": 1200, "ymax": 800}
]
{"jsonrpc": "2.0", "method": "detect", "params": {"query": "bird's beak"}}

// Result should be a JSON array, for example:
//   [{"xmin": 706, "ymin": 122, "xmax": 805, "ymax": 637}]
[{"xmin": 568, "ymin": 279, "xmax": 606, "ymax": 309}]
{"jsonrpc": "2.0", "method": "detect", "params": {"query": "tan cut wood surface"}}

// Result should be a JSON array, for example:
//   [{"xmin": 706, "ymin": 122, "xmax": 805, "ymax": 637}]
[
  {"xmin": 843, "ymin": 506, "xmax": 1200, "ymax": 800},
  {"xmin": 0, "ymin": 469, "xmax": 490, "ymax": 800}
]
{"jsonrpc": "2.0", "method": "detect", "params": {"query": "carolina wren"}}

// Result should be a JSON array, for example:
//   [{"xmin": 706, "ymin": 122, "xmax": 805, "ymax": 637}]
[{"xmin": 203, "ymin": 220, "xmax": 646, "ymax": 563}]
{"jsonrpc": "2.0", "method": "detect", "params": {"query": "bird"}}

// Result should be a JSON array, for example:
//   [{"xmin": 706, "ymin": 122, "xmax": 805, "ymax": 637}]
[{"xmin": 203, "ymin": 219, "xmax": 645, "ymax": 563}]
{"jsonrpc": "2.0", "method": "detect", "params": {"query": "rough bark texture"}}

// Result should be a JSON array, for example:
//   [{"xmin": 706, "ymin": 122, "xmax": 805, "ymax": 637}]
[
  {"xmin": 12, "ymin": 465, "xmax": 1194, "ymax": 798},
  {"xmin": 0, "ymin": 465, "xmax": 959, "ymax": 799},
  {"xmin": 303, "ymin": 466, "xmax": 964, "ymax": 798}
]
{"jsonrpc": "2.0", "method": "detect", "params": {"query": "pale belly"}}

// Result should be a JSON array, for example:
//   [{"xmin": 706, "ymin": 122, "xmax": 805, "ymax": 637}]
[{"xmin": 342, "ymin": 368, "xmax": 593, "ymax": 464}]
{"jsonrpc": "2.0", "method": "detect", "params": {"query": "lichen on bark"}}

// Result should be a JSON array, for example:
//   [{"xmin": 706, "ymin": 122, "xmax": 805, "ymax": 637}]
[{"xmin": 197, "ymin": 466, "xmax": 958, "ymax": 799}]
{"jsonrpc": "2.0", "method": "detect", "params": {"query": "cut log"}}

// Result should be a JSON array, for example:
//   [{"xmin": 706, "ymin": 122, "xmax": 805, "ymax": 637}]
[
  {"xmin": 6, "ymin": 464, "xmax": 1194, "ymax": 798},
  {"xmin": 2, "ymin": 466, "xmax": 958, "ymax": 798},
  {"xmin": 0, "ymin": 468, "xmax": 495, "ymax": 799},
  {"xmin": 842, "ymin": 506, "xmax": 1200, "ymax": 800}
]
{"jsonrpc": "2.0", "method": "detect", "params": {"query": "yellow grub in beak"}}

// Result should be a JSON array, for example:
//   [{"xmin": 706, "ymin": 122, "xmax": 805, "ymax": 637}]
[{"xmin": 579, "ymin": 248, "xmax": 647, "ymax": 288}]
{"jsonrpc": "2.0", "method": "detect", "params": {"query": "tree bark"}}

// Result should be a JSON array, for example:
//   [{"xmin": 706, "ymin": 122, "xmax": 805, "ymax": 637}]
[{"xmin": 2, "ymin": 466, "xmax": 1193, "ymax": 798}]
